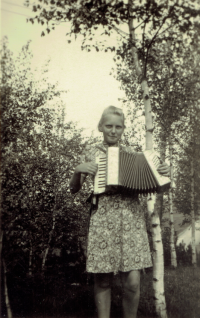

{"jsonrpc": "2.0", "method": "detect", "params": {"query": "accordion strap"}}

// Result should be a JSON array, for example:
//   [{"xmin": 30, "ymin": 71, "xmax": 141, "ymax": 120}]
[
  {"xmin": 86, "ymin": 192, "xmax": 98, "ymax": 211},
  {"xmin": 95, "ymin": 145, "xmax": 106, "ymax": 154}
]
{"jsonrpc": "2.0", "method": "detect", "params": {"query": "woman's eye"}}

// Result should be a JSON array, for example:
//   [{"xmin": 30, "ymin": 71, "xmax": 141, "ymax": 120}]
[{"xmin": 106, "ymin": 125, "xmax": 112, "ymax": 128}]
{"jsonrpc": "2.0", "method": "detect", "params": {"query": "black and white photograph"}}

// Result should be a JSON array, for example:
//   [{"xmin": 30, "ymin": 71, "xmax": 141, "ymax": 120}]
[{"xmin": 1, "ymin": 1, "xmax": 200, "ymax": 318}]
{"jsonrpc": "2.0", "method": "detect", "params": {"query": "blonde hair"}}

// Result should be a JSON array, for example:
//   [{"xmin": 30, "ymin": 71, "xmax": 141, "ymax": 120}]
[{"xmin": 98, "ymin": 106, "xmax": 125, "ymax": 132}]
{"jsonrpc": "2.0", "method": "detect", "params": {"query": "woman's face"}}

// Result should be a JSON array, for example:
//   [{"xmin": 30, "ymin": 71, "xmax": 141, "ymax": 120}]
[{"xmin": 100, "ymin": 114, "xmax": 124, "ymax": 145}]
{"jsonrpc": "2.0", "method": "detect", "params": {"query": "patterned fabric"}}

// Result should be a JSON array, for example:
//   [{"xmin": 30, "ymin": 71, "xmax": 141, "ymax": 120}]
[{"xmin": 81, "ymin": 142, "xmax": 152, "ymax": 274}]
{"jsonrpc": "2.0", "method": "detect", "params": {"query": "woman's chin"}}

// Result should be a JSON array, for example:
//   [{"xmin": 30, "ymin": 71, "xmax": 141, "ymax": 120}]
[{"xmin": 106, "ymin": 137, "xmax": 118, "ymax": 144}]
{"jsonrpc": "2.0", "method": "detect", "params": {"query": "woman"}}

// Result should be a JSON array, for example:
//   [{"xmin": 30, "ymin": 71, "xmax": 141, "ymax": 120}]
[{"xmin": 70, "ymin": 106, "xmax": 169, "ymax": 318}]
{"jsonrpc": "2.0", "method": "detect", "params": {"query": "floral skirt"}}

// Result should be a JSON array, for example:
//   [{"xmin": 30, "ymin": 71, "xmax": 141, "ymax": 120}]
[{"xmin": 86, "ymin": 194, "xmax": 152, "ymax": 274}]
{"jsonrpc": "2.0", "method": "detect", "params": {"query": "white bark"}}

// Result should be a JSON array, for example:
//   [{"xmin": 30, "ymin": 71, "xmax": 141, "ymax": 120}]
[
  {"xmin": 42, "ymin": 211, "xmax": 56, "ymax": 271},
  {"xmin": 191, "ymin": 159, "xmax": 197, "ymax": 267},
  {"xmin": 157, "ymin": 135, "xmax": 167, "ymax": 220},
  {"xmin": 148, "ymin": 196, "xmax": 167, "ymax": 318},
  {"xmin": 42, "ymin": 106, "xmax": 65, "ymax": 271},
  {"xmin": 128, "ymin": 1, "xmax": 167, "ymax": 317},
  {"xmin": 3, "ymin": 259, "xmax": 13, "ymax": 318},
  {"xmin": 168, "ymin": 133, "xmax": 177, "ymax": 268}
]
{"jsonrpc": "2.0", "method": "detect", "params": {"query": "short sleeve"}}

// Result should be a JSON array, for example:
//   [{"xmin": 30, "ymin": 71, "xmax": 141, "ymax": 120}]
[
  {"xmin": 80, "ymin": 144, "xmax": 97, "ymax": 164},
  {"xmin": 78, "ymin": 143, "xmax": 99, "ymax": 191}
]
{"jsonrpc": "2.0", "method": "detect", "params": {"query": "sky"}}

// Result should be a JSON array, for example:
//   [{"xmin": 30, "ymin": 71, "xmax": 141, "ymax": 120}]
[{"xmin": 1, "ymin": 0, "xmax": 128, "ymax": 136}]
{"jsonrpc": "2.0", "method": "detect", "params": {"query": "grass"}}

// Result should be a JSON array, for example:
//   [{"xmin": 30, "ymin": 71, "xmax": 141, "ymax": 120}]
[
  {"xmin": 10, "ymin": 266, "xmax": 200, "ymax": 318},
  {"xmin": 137, "ymin": 266, "xmax": 200, "ymax": 318},
  {"xmin": 164, "ymin": 266, "xmax": 200, "ymax": 318},
  {"xmin": 102, "ymin": 266, "xmax": 200, "ymax": 318}
]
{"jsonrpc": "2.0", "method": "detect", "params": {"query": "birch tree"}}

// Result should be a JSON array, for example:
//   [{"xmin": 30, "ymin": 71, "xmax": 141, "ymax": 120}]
[
  {"xmin": 190, "ymin": 35, "xmax": 200, "ymax": 267},
  {"xmin": 175, "ymin": 130, "xmax": 200, "ymax": 267},
  {"xmin": 115, "ymin": 35, "xmax": 200, "ymax": 269},
  {"xmin": 113, "ymin": 34, "xmax": 186, "ymax": 271},
  {"xmin": 1, "ymin": 38, "xmax": 99, "ymax": 316},
  {"xmin": 127, "ymin": 3, "xmax": 167, "ymax": 315},
  {"xmin": 41, "ymin": 105, "xmax": 65, "ymax": 271},
  {"xmin": 26, "ymin": 1, "xmax": 200, "ymax": 316},
  {"xmin": 174, "ymin": 45, "xmax": 200, "ymax": 267},
  {"xmin": 3, "ymin": 259, "xmax": 13, "ymax": 318},
  {"xmin": 1, "ymin": 38, "xmax": 82, "ymax": 303},
  {"xmin": 188, "ymin": 104, "xmax": 199, "ymax": 268},
  {"xmin": 168, "ymin": 132, "xmax": 177, "ymax": 268}
]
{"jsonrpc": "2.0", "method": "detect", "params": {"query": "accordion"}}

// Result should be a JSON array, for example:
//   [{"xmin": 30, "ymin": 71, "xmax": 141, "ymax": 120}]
[{"xmin": 94, "ymin": 147, "xmax": 171, "ymax": 195}]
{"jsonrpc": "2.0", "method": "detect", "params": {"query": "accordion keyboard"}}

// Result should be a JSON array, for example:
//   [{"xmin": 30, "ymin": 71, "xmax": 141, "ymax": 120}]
[{"xmin": 94, "ymin": 153, "xmax": 107, "ymax": 194}]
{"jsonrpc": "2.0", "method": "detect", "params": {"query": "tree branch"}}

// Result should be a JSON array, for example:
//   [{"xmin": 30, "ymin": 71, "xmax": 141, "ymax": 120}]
[{"xmin": 144, "ymin": 19, "xmax": 167, "ymax": 76}]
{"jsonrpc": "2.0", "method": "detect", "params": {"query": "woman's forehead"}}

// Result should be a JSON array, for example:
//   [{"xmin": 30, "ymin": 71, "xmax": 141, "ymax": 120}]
[{"xmin": 103, "ymin": 114, "xmax": 124, "ymax": 125}]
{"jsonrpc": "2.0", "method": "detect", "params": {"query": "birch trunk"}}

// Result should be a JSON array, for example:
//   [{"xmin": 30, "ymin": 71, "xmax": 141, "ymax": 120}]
[
  {"xmin": 128, "ymin": 1, "xmax": 167, "ymax": 317},
  {"xmin": 3, "ymin": 259, "xmax": 13, "ymax": 318},
  {"xmin": 41, "ymin": 107, "xmax": 65, "ymax": 271},
  {"xmin": 168, "ymin": 133, "xmax": 177, "ymax": 268},
  {"xmin": 190, "ymin": 97, "xmax": 197, "ymax": 267},
  {"xmin": 191, "ymin": 159, "xmax": 197, "ymax": 267},
  {"xmin": 157, "ymin": 134, "xmax": 167, "ymax": 220},
  {"xmin": 42, "ymin": 211, "xmax": 56, "ymax": 271}
]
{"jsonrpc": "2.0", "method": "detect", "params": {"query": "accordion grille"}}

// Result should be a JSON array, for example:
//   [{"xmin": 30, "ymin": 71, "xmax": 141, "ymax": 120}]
[
  {"xmin": 119, "ymin": 151, "xmax": 158, "ymax": 193},
  {"xmin": 94, "ymin": 148, "xmax": 170, "ymax": 195}
]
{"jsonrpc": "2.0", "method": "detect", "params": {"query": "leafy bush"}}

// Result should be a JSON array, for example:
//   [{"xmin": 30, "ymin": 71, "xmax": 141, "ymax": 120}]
[
  {"xmin": 176, "ymin": 243, "xmax": 192, "ymax": 266},
  {"xmin": 162, "ymin": 227, "xmax": 200, "ymax": 267}
]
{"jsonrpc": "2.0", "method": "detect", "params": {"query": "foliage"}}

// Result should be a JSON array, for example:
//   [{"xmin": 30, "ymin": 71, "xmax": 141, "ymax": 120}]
[
  {"xmin": 1, "ymin": 38, "xmax": 93, "ymax": 315},
  {"xmin": 174, "ymin": 141, "xmax": 200, "ymax": 217},
  {"xmin": 114, "ymin": 30, "xmax": 198, "ymax": 144},
  {"xmin": 25, "ymin": 0, "xmax": 200, "ymax": 50},
  {"xmin": 2, "ymin": 0, "xmax": 200, "ymax": 315},
  {"xmin": 176, "ymin": 243, "xmax": 193, "ymax": 266},
  {"xmin": 113, "ymin": 28, "xmax": 200, "ymax": 251},
  {"xmin": 25, "ymin": 1, "xmax": 200, "ymax": 218}
]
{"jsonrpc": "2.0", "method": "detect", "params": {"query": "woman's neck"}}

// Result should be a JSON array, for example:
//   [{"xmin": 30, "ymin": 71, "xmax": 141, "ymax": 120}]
[{"xmin": 103, "ymin": 140, "xmax": 119, "ymax": 147}]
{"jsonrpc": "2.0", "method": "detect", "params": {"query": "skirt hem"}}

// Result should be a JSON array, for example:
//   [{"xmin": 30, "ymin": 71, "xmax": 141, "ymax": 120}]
[{"xmin": 86, "ymin": 264, "xmax": 153, "ymax": 274}]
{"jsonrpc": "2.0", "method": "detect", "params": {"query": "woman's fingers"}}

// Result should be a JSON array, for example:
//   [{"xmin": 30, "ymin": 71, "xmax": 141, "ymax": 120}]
[
  {"xmin": 157, "ymin": 167, "xmax": 168, "ymax": 173},
  {"xmin": 157, "ymin": 163, "xmax": 170, "ymax": 176},
  {"xmin": 76, "ymin": 162, "xmax": 98, "ymax": 175},
  {"xmin": 88, "ymin": 163, "xmax": 98, "ymax": 175}
]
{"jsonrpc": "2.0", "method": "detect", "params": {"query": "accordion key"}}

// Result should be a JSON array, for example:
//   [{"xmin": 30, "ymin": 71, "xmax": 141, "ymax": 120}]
[{"xmin": 94, "ymin": 147, "xmax": 171, "ymax": 195}]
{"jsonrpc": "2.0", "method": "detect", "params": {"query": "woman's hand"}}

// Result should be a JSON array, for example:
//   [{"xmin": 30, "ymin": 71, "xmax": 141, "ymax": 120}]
[
  {"xmin": 75, "ymin": 162, "xmax": 98, "ymax": 176},
  {"xmin": 157, "ymin": 162, "xmax": 170, "ymax": 177}
]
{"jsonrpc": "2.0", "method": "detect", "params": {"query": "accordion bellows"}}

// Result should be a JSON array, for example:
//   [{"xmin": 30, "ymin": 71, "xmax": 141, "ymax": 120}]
[{"xmin": 94, "ymin": 147, "xmax": 171, "ymax": 195}]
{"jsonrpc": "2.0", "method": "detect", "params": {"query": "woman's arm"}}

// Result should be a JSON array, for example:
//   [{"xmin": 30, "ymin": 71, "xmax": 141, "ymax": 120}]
[
  {"xmin": 69, "ymin": 162, "xmax": 98, "ymax": 194},
  {"xmin": 69, "ymin": 170, "xmax": 85, "ymax": 194}
]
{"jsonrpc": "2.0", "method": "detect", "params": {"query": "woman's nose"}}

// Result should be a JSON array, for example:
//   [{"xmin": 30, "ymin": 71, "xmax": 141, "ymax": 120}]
[{"xmin": 111, "ymin": 127, "xmax": 116, "ymax": 133}]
